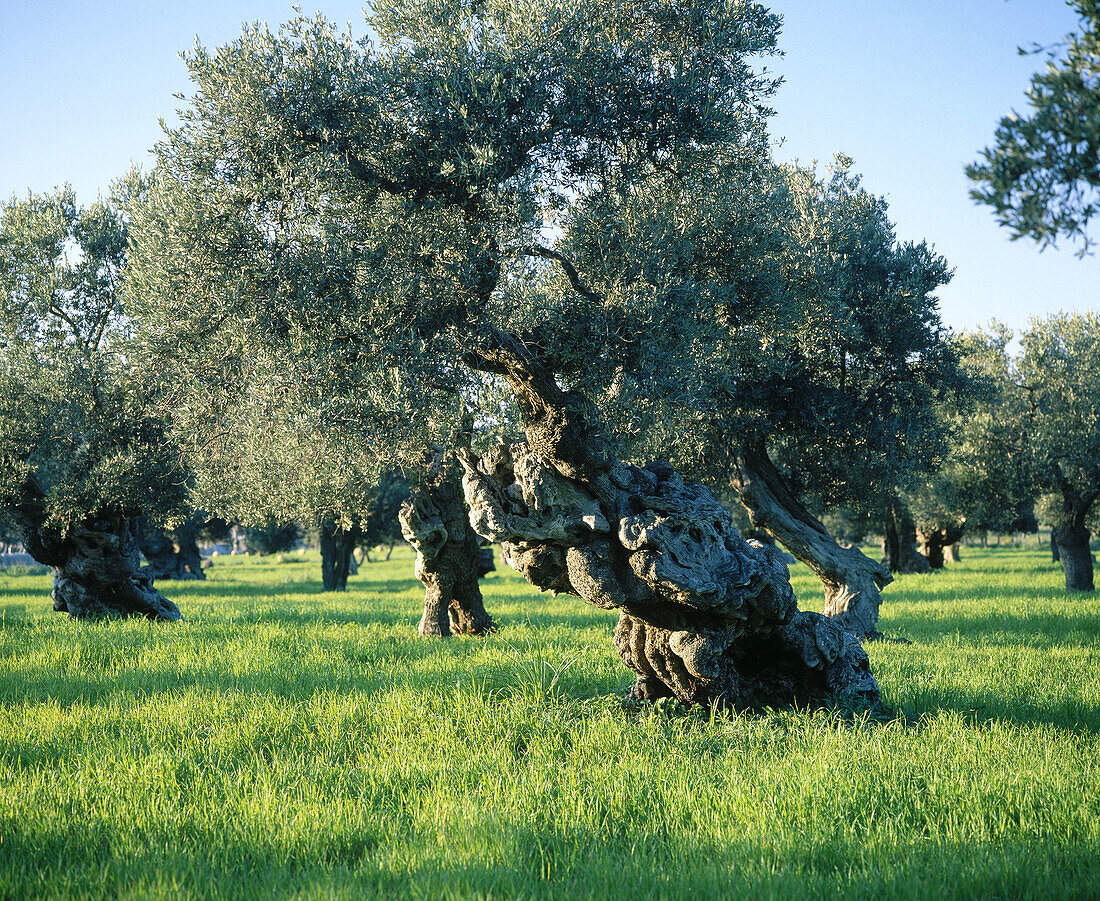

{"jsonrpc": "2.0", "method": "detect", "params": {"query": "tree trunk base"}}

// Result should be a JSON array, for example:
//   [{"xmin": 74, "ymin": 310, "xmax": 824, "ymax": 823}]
[
  {"xmin": 320, "ymin": 518, "xmax": 361, "ymax": 591},
  {"xmin": 136, "ymin": 518, "xmax": 206, "ymax": 581},
  {"xmin": 26, "ymin": 518, "xmax": 182, "ymax": 621},
  {"xmin": 462, "ymin": 442, "xmax": 878, "ymax": 709},
  {"xmin": 1055, "ymin": 521, "xmax": 1094, "ymax": 591}
]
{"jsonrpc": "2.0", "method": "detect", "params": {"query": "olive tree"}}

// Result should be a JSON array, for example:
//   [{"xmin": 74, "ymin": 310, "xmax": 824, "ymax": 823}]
[
  {"xmin": 0, "ymin": 186, "xmax": 185, "ymax": 620},
  {"xmin": 961, "ymin": 315, "xmax": 1100, "ymax": 591},
  {"xmin": 559, "ymin": 152, "xmax": 961, "ymax": 637},
  {"xmin": 127, "ymin": 1, "xmax": 880, "ymax": 707}
]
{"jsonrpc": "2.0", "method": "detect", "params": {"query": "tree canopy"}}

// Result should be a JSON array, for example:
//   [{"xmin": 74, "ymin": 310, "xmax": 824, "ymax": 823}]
[{"xmin": 125, "ymin": 0, "xmax": 786, "ymax": 524}]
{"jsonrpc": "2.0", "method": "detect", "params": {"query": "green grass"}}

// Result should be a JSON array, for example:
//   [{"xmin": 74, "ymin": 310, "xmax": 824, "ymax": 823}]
[{"xmin": 2, "ymin": 546, "xmax": 1099, "ymax": 899}]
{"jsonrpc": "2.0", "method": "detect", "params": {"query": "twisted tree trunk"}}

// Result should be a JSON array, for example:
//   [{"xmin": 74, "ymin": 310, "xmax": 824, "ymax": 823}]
[
  {"xmin": 916, "ymin": 524, "xmax": 965, "ymax": 570},
  {"xmin": 462, "ymin": 334, "xmax": 878, "ymax": 709},
  {"xmin": 399, "ymin": 457, "xmax": 496, "ymax": 637},
  {"xmin": 945, "ymin": 542, "xmax": 962, "ymax": 564},
  {"xmin": 319, "ymin": 517, "xmax": 361, "ymax": 592},
  {"xmin": 729, "ymin": 440, "xmax": 892, "ymax": 640},
  {"xmin": 21, "ymin": 517, "xmax": 181, "ymax": 622},
  {"xmin": 136, "ymin": 517, "xmax": 206, "ymax": 580},
  {"xmin": 883, "ymin": 498, "xmax": 931, "ymax": 574}
]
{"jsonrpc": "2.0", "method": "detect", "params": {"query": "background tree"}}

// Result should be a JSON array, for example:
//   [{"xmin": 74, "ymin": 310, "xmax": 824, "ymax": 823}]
[
  {"xmin": 962, "ymin": 315, "xmax": 1100, "ymax": 591},
  {"xmin": 1018, "ymin": 313, "xmax": 1100, "ymax": 590},
  {"xmin": 968, "ymin": 0, "xmax": 1100, "ymax": 253},
  {"xmin": 135, "ymin": 512, "xmax": 206, "ymax": 580},
  {"xmin": 0, "ymin": 186, "xmax": 185, "ymax": 620}
]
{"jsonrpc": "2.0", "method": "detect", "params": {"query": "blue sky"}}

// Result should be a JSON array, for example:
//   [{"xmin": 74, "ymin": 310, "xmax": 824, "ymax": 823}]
[{"xmin": 1, "ymin": 0, "xmax": 1094, "ymax": 334}]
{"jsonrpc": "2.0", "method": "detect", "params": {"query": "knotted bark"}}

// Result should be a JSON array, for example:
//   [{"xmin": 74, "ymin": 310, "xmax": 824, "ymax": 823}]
[
  {"xmin": 399, "ymin": 458, "xmax": 497, "ymax": 637},
  {"xmin": 461, "ymin": 333, "xmax": 878, "ymax": 709},
  {"xmin": 23, "ymin": 516, "xmax": 182, "ymax": 621},
  {"xmin": 730, "ymin": 439, "xmax": 892, "ymax": 640}
]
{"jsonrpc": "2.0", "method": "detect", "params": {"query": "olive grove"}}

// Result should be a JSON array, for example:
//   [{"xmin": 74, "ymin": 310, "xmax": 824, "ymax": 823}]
[{"xmin": 116, "ymin": 0, "xmax": 969, "ymax": 704}]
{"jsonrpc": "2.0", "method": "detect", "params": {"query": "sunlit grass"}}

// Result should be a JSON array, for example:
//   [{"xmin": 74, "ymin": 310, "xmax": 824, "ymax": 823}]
[{"xmin": 2, "ymin": 546, "xmax": 1099, "ymax": 899}]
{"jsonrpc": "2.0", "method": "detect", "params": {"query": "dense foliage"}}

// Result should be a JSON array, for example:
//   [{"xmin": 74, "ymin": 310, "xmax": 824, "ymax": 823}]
[
  {"xmin": 0, "ymin": 186, "xmax": 186, "ymax": 538},
  {"xmin": 124, "ymin": 0, "xmax": 786, "ymax": 524},
  {"xmin": 958, "ymin": 314, "xmax": 1100, "ymax": 590}
]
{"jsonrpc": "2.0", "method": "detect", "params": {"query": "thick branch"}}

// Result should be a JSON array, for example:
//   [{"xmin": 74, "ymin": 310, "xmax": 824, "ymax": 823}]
[{"xmin": 521, "ymin": 245, "xmax": 603, "ymax": 302}]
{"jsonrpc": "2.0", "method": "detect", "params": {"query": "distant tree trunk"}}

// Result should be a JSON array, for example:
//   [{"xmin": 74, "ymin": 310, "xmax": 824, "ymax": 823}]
[
  {"xmin": 729, "ymin": 439, "xmax": 892, "ymax": 640},
  {"xmin": 1050, "ymin": 532, "xmax": 1061, "ymax": 563},
  {"xmin": 1052, "ymin": 497, "xmax": 1094, "ymax": 593},
  {"xmin": 399, "ymin": 458, "xmax": 496, "ymax": 637},
  {"xmin": 883, "ymin": 499, "xmax": 932, "ymax": 574},
  {"xmin": 916, "ymin": 525, "xmax": 964, "ymax": 570},
  {"xmin": 136, "ymin": 517, "xmax": 206, "ymax": 580},
  {"xmin": 477, "ymin": 543, "xmax": 496, "ymax": 577},
  {"xmin": 384, "ymin": 542, "xmax": 395, "ymax": 561},
  {"xmin": 945, "ymin": 543, "xmax": 962, "ymax": 564},
  {"xmin": 319, "ymin": 518, "xmax": 361, "ymax": 592},
  {"xmin": 461, "ymin": 332, "xmax": 878, "ymax": 709},
  {"xmin": 1055, "ymin": 520, "xmax": 1093, "ymax": 591}
]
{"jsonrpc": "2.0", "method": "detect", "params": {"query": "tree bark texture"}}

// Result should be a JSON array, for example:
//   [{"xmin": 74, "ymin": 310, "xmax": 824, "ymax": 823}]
[
  {"xmin": 916, "ymin": 525, "xmax": 964, "ymax": 570},
  {"xmin": 729, "ymin": 440, "xmax": 892, "ymax": 640},
  {"xmin": 462, "ymin": 335, "xmax": 879, "ymax": 709},
  {"xmin": 136, "ymin": 517, "xmax": 206, "ymax": 580},
  {"xmin": 320, "ymin": 517, "xmax": 361, "ymax": 592},
  {"xmin": 1054, "ymin": 519, "xmax": 1094, "ymax": 592},
  {"xmin": 1051, "ymin": 532, "xmax": 1061, "ymax": 563},
  {"xmin": 399, "ymin": 460, "xmax": 497, "ymax": 637},
  {"xmin": 22, "ymin": 515, "xmax": 182, "ymax": 621},
  {"xmin": 883, "ymin": 499, "xmax": 932, "ymax": 574},
  {"xmin": 945, "ymin": 542, "xmax": 962, "ymax": 564}
]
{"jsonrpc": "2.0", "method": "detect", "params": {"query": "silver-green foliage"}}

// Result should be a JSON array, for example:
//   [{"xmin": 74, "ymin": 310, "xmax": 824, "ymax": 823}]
[
  {"xmin": 0, "ymin": 186, "xmax": 185, "ymax": 533},
  {"xmin": 125, "ymin": 0, "xmax": 783, "ymax": 522},
  {"xmin": 968, "ymin": 0, "xmax": 1100, "ymax": 254}
]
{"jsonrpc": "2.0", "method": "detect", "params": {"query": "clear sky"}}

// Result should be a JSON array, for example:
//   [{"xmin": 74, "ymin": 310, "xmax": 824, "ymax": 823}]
[{"xmin": 0, "ymin": 0, "xmax": 1094, "ymax": 334}]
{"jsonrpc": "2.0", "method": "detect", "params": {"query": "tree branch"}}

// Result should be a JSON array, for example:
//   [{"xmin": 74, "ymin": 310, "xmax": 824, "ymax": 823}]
[{"xmin": 521, "ymin": 245, "xmax": 603, "ymax": 302}]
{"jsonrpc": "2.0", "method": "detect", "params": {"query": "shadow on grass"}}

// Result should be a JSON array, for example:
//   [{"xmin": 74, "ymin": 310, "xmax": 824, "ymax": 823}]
[
  {"xmin": 883, "ymin": 604, "xmax": 1100, "ymax": 650},
  {"xmin": 3, "ymin": 817, "xmax": 1099, "ymax": 900}
]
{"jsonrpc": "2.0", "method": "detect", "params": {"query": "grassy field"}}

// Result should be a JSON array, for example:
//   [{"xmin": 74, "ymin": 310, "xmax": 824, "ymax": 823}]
[{"xmin": 1, "ymin": 545, "xmax": 1099, "ymax": 899}]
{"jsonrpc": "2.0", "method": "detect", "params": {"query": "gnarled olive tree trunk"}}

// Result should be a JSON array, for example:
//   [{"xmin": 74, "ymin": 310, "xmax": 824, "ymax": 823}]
[
  {"xmin": 883, "ymin": 498, "xmax": 931, "ymax": 574},
  {"xmin": 462, "ymin": 335, "xmax": 878, "ymax": 709},
  {"xmin": 319, "ymin": 517, "xmax": 361, "ymax": 592},
  {"xmin": 399, "ymin": 458, "xmax": 497, "ymax": 637},
  {"xmin": 19, "ymin": 511, "xmax": 182, "ymax": 621},
  {"xmin": 729, "ymin": 439, "xmax": 892, "ymax": 641},
  {"xmin": 916, "ymin": 524, "xmax": 965, "ymax": 570},
  {"xmin": 1052, "ymin": 487, "xmax": 1096, "ymax": 591},
  {"xmin": 136, "ymin": 517, "xmax": 206, "ymax": 581}
]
